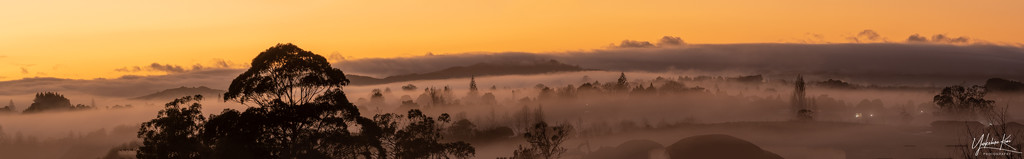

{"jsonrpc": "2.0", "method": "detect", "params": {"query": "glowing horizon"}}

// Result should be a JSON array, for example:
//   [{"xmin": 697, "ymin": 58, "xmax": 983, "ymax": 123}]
[{"xmin": 2, "ymin": 0, "xmax": 1024, "ymax": 80}]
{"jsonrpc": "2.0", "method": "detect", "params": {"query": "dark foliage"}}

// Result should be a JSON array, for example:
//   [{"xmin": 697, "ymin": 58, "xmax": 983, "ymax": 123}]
[
  {"xmin": 791, "ymin": 75, "xmax": 814, "ymax": 120},
  {"xmin": 615, "ymin": 72, "xmax": 629, "ymax": 91},
  {"xmin": 137, "ymin": 95, "xmax": 209, "ymax": 159},
  {"xmin": 473, "ymin": 127, "xmax": 514, "ymax": 142},
  {"xmin": 814, "ymin": 79, "xmax": 857, "ymax": 89},
  {"xmin": 23, "ymin": 92, "xmax": 75, "ymax": 113},
  {"xmin": 727, "ymin": 74, "xmax": 763, "ymax": 83},
  {"xmin": 933, "ymin": 85, "xmax": 994, "ymax": 120},
  {"xmin": 139, "ymin": 43, "xmax": 474, "ymax": 159},
  {"xmin": 401, "ymin": 84, "xmax": 418, "ymax": 91},
  {"xmin": 372, "ymin": 110, "xmax": 475, "ymax": 158},
  {"xmin": 448, "ymin": 119, "xmax": 476, "ymax": 141},
  {"xmin": 506, "ymin": 122, "xmax": 572, "ymax": 159},
  {"xmin": 224, "ymin": 43, "xmax": 349, "ymax": 106},
  {"xmin": 0, "ymin": 100, "xmax": 15, "ymax": 113}
]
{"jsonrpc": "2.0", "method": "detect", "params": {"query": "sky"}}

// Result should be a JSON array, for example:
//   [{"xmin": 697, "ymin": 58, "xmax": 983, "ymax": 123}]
[{"xmin": 2, "ymin": 0, "xmax": 1024, "ymax": 81}]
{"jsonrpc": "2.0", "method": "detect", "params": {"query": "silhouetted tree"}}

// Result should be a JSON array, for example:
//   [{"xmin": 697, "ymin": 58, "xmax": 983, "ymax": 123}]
[
  {"xmin": 211, "ymin": 43, "xmax": 383, "ymax": 158},
  {"xmin": 139, "ymin": 43, "xmax": 474, "ymax": 158},
  {"xmin": 577, "ymin": 82, "xmax": 599, "ymax": 93},
  {"xmin": 534, "ymin": 105, "xmax": 546, "ymax": 123},
  {"xmin": 515, "ymin": 105, "xmax": 533, "ymax": 131},
  {"xmin": 399, "ymin": 100, "xmax": 420, "ymax": 109},
  {"xmin": 448, "ymin": 119, "xmax": 476, "ymax": 141},
  {"xmin": 464, "ymin": 77, "xmax": 481, "ymax": 104},
  {"xmin": 137, "ymin": 95, "xmax": 210, "ymax": 159},
  {"xmin": 508, "ymin": 122, "xmax": 572, "ymax": 159},
  {"xmin": 558, "ymin": 85, "xmax": 576, "ymax": 98},
  {"xmin": 791, "ymin": 75, "xmax": 814, "ymax": 121},
  {"xmin": 933, "ymin": 85, "xmax": 994, "ymax": 120},
  {"xmin": 223, "ymin": 43, "xmax": 349, "ymax": 106},
  {"xmin": 796, "ymin": 109, "xmax": 814, "ymax": 121},
  {"xmin": 481, "ymin": 93, "xmax": 498, "ymax": 105},
  {"xmin": 645, "ymin": 83, "xmax": 656, "ymax": 93},
  {"xmin": 23, "ymin": 92, "xmax": 73, "ymax": 113},
  {"xmin": 371, "ymin": 89, "xmax": 385, "ymax": 106},
  {"xmin": 418, "ymin": 87, "xmax": 453, "ymax": 107},
  {"xmin": 71, "ymin": 104, "xmax": 94, "ymax": 110},
  {"xmin": 402, "ymin": 84, "xmax": 418, "ymax": 91},
  {"xmin": 616, "ymin": 72, "xmax": 629, "ymax": 92},
  {"xmin": 0, "ymin": 100, "xmax": 14, "ymax": 113},
  {"xmin": 538, "ymin": 87, "xmax": 555, "ymax": 101},
  {"xmin": 474, "ymin": 126, "xmax": 514, "ymax": 142},
  {"xmin": 373, "ymin": 110, "xmax": 475, "ymax": 158},
  {"xmin": 630, "ymin": 85, "xmax": 646, "ymax": 95},
  {"xmin": 469, "ymin": 76, "xmax": 479, "ymax": 95},
  {"xmin": 534, "ymin": 84, "xmax": 547, "ymax": 90}
]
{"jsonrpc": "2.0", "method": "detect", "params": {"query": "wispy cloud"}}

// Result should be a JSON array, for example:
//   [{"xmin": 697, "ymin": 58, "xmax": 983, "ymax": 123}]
[
  {"xmin": 114, "ymin": 59, "xmax": 244, "ymax": 74},
  {"xmin": 847, "ymin": 30, "xmax": 887, "ymax": 43},
  {"xmin": 906, "ymin": 34, "xmax": 970, "ymax": 44},
  {"xmin": 611, "ymin": 36, "xmax": 685, "ymax": 48}
]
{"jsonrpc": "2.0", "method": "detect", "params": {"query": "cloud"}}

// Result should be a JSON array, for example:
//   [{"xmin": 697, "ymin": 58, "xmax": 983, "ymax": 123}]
[
  {"xmin": 115, "ymin": 60, "xmax": 244, "ymax": 74},
  {"xmin": 847, "ymin": 30, "xmax": 884, "ymax": 43},
  {"xmin": 615, "ymin": 40, "xmax": 656, "ymax": 48},
  {"xmin": 658, "ymin": 36, "xmax": 685, "ymax": 46},
  {"xmin": 906, "ymin": 34, "xmax": 929, "ymax": 43},
  {"xmin": 906, "ymin": 34, "xmax": 970, "ymax": 44},
  {"xmin": 611, "ymin": 36, "xmax": 684, "ymax": 48},
  {"xmin": 149, "ymin": 63, "xmax": 187, "ymax": 73},
  {"xmin": 327, "ymin": 51, "xmax": 346, "ymax": 62},
  {"xmin": 931, "ymin": 34, "xmax": 970, "ymax": 43},
  {"xmin": 334, "ymin": 43, "xmax": 1024, "ymax": 85},
  {"xmin": 858, "ymin": 30, "xmax": 881, "ymax": 40}
]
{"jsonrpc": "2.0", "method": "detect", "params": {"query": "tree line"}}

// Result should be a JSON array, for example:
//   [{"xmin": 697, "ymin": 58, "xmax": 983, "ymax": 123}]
[{"xmin": 137, "ymin": 44, "xmax": 578, "ymax": 159}]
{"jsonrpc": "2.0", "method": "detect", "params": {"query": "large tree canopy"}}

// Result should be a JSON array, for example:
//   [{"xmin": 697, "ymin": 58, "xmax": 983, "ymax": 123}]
[
  {"xmin": 137, "ymin": 95, "xmax": 209, "ymax": 159},
  {"xmin": 933, "ymin": 85, "xmax": 995, "ymax": 120},
  {"xmin": 23, "ymin": 92, "xmax": 73, "ymax": 113},
  {"xmin": 140, "ymin": 43, "xmax": 473, "ymax": 159},
  {"xmin": 224, "ymin": 43, "xmax": 349, "ymax": 106}
]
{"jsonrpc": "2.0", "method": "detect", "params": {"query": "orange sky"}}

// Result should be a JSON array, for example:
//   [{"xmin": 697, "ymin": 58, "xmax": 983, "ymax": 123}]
[{"xmin": 2, "ymin": 0, "xmax": 1023, "ymax": 80}]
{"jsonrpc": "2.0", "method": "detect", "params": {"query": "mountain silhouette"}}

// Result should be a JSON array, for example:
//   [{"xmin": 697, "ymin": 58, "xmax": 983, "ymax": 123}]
[
  {"xmin": 132, "ymin": 86, "xmax": 225, "ymax": 101},
  {"xmin": 985, "ymin": 78, "xmax": 1024, "ymax": 92},
  {"xmin": 347, "ymin": 60, "xmax": 591, "ymax": 85}
]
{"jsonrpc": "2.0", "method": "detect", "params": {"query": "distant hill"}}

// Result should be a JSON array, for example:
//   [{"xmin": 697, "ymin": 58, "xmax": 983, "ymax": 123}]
[
  {"xmin": 986, "ymin": 78, "xmax": 1024, "ymax": 92},
  {"xmin": 133, "ymin": 86, "xmax": 225, "ymax": 101},
  {"xmin": 347, "ymin": 60, "xmax": 591, "ymax": 85}
]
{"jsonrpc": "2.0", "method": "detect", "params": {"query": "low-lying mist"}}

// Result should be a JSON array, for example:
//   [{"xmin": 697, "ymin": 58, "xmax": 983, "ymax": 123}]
[{"xmin": 1, "ymin": 70, "xmax": 1021, "ymax": 158}]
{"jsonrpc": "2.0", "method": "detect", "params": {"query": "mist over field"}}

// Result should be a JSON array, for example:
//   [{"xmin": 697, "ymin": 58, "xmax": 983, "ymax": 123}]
[{"xmin": 3, "ymin": 46, "xmax": 1024, "ymax": 158}]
